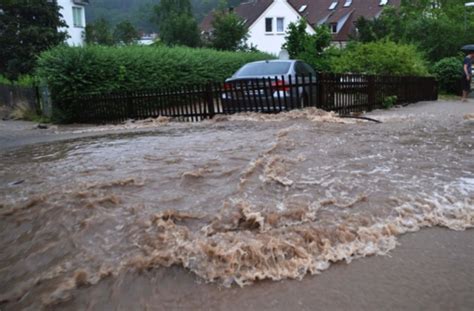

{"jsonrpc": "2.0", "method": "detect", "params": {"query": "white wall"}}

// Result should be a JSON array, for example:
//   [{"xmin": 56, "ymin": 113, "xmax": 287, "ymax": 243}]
[
  {"xmin": 247, "ymin": 0, "xmax": 314, "ymax": 55},
  {"xmin": 57, "ymin": 0, "xmax": 86, "ymax": 46}
]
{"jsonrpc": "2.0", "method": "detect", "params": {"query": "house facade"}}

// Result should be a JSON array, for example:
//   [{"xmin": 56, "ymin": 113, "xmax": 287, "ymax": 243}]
[
  {"xmin": 57, "ymin": 0, "xmax": 89, "ymax": 46},
  {"xmin": 201, "ymin": 0, "xmax": 400, "ymax": 55}
]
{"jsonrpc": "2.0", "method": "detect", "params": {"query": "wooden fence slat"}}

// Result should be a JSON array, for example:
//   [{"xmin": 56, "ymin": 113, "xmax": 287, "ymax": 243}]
[{"xmin": 64, "ymin": 73, "xmax": 438, "ymax": 123}]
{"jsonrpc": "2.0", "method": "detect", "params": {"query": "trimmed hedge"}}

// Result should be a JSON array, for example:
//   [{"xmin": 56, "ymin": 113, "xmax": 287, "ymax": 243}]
[
  {"xmin": 431, "ymin": 57, "xmax": 463, "ymax": 94},
  {"xmin": 36, "ymin": 45, "xmax": 273, "ymax": 101},
  {"xmin": 330, "ymin": 40, "xmax": 429, "ymax": 76}
]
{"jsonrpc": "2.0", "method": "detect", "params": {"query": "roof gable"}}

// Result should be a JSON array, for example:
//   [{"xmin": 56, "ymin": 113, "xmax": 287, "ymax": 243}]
[
  {"xmin": 200, "ymin": 0, "xmax": 273, "ymax": 32},
  {"xmin": 200, "ymin": 0, "xmax": 400, "ymax": 41}
]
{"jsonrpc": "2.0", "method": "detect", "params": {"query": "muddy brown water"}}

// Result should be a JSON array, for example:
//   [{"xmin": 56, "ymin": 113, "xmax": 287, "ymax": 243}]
[{"xmin": 0, "ymin": 105, "xmax": 473, "ymax": 310}]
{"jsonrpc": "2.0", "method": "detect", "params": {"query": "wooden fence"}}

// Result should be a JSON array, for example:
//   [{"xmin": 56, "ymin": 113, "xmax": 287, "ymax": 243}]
[
  {"xmin": 60, "ymin": 73, "xmax": 438, "ymax": 123},
  {"xmin": 0, "ymin": 84, "xmax": 40, "ymax": 112}
]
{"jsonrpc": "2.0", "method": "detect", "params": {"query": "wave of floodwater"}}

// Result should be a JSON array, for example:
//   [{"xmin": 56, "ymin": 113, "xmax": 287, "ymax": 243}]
[{"xmin": 0, "ymin": 107, "xmax": 473, "ymax": 309}]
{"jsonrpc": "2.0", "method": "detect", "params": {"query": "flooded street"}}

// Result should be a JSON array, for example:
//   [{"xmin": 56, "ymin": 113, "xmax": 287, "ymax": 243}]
[{"xmin": 0, "ymin": 101, "xmax": 473, "ymax": 310}]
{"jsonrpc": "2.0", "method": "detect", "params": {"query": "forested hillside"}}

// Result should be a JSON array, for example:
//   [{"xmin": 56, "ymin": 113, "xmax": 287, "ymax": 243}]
[{"xmin": 85, "ymin": 0, "xmax": 246, "ymax": 33}]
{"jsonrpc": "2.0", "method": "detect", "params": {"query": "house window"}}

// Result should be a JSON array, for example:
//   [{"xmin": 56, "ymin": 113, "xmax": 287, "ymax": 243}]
[
  {"xmin": 344, "ymin": 0, "xmax": 352, "ymax": 7},
  {"xmin": 379, "ymin": 0, "xmax": 388, "ymax": 5},
  {"xmin": 72, "ymin": 7, "xmax": 83, "ymax": 27},
  {"xmin": 299, "ymin": 5, "xmax": 307, "ymax": 13},
  {"xmin": 329, "ymin": 1, "xmax": 338, "ymax": 10},
  {"xmin": 265, "ymin": 18, "xmax": 273, "ymax": 32},
  {"xmin": 330, "ymin": 23, "xmax": 338, "ymax": 33},
  {"xmin": 276, "ymin": 18, "xmax": 284, "ymax": 32}
]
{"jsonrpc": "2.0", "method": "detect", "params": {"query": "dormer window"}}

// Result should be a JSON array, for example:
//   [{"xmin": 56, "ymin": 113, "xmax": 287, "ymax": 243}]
[
  {"xmin": 329, "ymin": 1, "xmax": 338, "ymax": 10},
  {"xmin": 379, "ymin": 0, "xmax": 388, "ymax": 5},
  {"xmin": 329, "ymin": 23, "xmax": 338, "ymax": 33},
  {"xmin": 299, "ymin": 5, "xmax": 307, "ymax": 13},
  {"xmin": 344, "ymin": 0, "xmax": 352, "ymax": 7}
]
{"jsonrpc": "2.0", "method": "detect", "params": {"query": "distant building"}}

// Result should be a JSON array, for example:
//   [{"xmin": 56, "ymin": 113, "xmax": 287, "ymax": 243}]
[
  {"xmin": 57, "ymin": 0, "xmax": 89, "ymax": 46},
  {"xmin": 200, "ymin": 0, "xmax": 400, "ymax": 55},
  {"xmin": 138, "ymin": 33, "xmax": 159, "ymax": 46}
]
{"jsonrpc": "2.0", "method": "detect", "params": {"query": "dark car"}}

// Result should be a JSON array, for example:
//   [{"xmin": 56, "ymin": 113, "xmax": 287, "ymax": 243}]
[{"xmin": 222, "ymin": 60, "xmax": 317, "ymax": 113}]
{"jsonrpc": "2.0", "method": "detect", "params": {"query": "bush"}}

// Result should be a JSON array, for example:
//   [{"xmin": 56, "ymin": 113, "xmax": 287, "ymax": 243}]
[
  {"xmin": 382, "ymin": 95, "xmax": 397, "ymax": 109},
  {"xmin": 330, "ymin": 40, "xmax": 429, "ymax": 76},
  {"xmin": 36, "ymin": 45, "xmax": 273, "ymax": 102},
  {"xmin": 431, "ymin": 56, "xmax": 462, "ymax": 94},
  {"xmin": 0, "ymin": 74, "xmax": 37, "ymax": 87}
]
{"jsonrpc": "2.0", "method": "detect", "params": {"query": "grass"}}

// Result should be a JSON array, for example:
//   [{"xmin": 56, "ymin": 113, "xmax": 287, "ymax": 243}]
[
  {"xmin": 438, "ymin": 93, "xmax": 461, "ymax": 101},
  {"xmin": 10, "ymin": 102, "xmax": 51, "ymax": 123}
]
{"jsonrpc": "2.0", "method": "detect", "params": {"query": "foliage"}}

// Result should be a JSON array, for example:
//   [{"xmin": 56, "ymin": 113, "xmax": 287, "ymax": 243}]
[
  {"xmin": 382, "ymin": 95, "xmax": 398, "ymax": 109},
  {"xmin": 432, "ymin": 56, "xmax": 463, "ymax": 94},
  {"xmin": 0, "ymin": 0, "xmax": 67, "ymax": 80},
  {"xmin": 208, "ymin": 10, "xmax": 249, "ymax": 51},
  {"xmin": 153, "ymin": 0, "xmax": 201, "ymax": 47},
  {"xmin": 284, "ymin": 20, "xmax": 335, "ymax": 71},
  {"xmin": 85, "ymin": 17, "xmax": 114, "ymax": 45},
  {"xmin": 296, "ymin": 25, "xmax": 334, "ymax": 71},
  {"xmin": 352, "ymin": 2, "xmax": 474, "ymax": 63},
  {"xmin": 0, "ymin": 74, "xmax": 36, "ymax": 87},
  {"xmin": 284, "ymin": 18, "xmax": 310, "ymax": 59},
  {"xmin": 86, "ymin": 0, "xmax": 249, "ymax": 33},
  {"xmin": 113, "ymin": 20, "xmax": 141, "ymax": 45},
  {"xmin": 36, "ymin": 45, "xmax": 273, "ymax": 108},
  {"xmin": 330, "ymin": 40, "xmax": 429, "ymax": 76}
]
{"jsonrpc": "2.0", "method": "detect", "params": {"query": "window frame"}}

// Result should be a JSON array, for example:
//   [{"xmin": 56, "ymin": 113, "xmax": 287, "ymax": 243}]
[
  {"xmin": 276, "ymin": 17, "xmax": 285, "ymax": 33},
  {"xmin": 72, "ymin": 6, "xmax": 84, "ymax": 28},
  {"xmin": 265, "ymin": 17, "xmax": 273, "ymax": 33}
]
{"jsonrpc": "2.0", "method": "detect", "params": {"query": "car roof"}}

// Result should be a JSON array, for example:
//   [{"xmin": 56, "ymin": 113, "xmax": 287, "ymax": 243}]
[{"xmin": 244, "ymin": 60, "xmax": 298, "ymax": 65}]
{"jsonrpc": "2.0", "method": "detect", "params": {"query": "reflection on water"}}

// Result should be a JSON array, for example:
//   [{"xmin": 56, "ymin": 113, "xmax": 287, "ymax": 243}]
[{"xmin": 0, "ymin": 107, "xmax": 473, "ymax": 309}]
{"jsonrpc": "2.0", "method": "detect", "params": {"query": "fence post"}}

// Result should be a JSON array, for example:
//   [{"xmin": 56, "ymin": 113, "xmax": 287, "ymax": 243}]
[
  {"xmin": 317, "ymin": 72, "xmax": 324, "ymax": 109},
  {"xmin": 127, "ymin": 91, "xmax": 134, "ymax": 119},
  {"xmin": 367, "ymin": 75, "xmax": 375, "ymax": 110},
  {"xmin": 205, "ymin": 82, "xmax": 215, "ymax": 119}
]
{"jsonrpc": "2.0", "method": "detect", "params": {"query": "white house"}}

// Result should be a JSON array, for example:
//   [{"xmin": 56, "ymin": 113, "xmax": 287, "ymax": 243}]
[
  {"xmin": 243, "ymin": 0, "xmax": 315, "ymax": 55},
  {"xmin": 201, "ymin": 0, "xmax": 400, "ymax": 55},
  {"xmin": 57, "ymin": 0, "xmax": 89, "ymax": 46}
]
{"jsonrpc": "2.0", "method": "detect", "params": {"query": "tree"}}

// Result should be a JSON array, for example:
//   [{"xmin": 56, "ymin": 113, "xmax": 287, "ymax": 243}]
[
  {"xmin": 352, "ymin": 2, "xmax": 474, "ymax": 62},
  {"xmin": 113, "ymin": 20, "xmax": 140, "ymax": 45},
  {"xmin": 284, "ymin": 20, "xmax": 333, "ymax": 71},
  {"xmin": 209, "ymin": 10, "xmax": 248, "ymax": 51},
  {"xmin": 0, "ymin": 0, "xmax": 67, "ymax": 80},
  {"xmin": 84, "ymin": 17, "xmax": 114, "ymax": 45},
  {"xmin": 283, "ymin": 18, "xmax": 310, "ymax": 59},
  {"xmin": 153, "ymin": 0, "xmax": 200, "ymax": 47}
]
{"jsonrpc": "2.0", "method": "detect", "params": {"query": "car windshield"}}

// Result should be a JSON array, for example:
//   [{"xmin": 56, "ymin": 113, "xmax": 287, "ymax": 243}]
[{"xmin": 235, "ymin": 62, "xmax": 291, "ymax": 77}]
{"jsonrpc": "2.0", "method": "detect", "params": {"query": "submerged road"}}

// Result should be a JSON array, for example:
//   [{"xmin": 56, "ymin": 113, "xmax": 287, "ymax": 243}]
[{"xmin": 0, "ymin": 99, "xmax": 473, "ymax": 310}]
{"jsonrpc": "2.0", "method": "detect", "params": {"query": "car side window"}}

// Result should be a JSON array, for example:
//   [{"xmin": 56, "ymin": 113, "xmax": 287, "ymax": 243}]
[
  {"xmin": 303, "ymin": 63, "xmax": 316, "ymax": 76},
  {"xmin": 295, "ymin": 62, "xmax": 308, "ymax": 75}
]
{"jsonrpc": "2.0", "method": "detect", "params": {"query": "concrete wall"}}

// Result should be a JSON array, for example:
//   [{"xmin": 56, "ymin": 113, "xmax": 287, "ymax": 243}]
[
  {"xmin": 57, "ymin": 0, "xmax": 86, "ymax": 46},
  {"xmin": 247, "ymin": 0, "xmax": 314, "ymax": 55}
]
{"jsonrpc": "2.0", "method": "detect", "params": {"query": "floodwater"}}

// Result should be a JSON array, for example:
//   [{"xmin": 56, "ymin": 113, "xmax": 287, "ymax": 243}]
[{"xmin": 0, "ymin": 104, "xmax": 473, "ymax": 310}]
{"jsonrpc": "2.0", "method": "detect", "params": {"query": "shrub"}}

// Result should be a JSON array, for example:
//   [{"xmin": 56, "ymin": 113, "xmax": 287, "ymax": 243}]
[
  {"xmin": 382, "ymin": 95, "xmax": 398, "ymax": 109},
  {"xmin": 0, "ymin": 74, "xmax": 37, "ymax": 87},
  {"xmin": 431, "ymin": 56, "xmax": 463, "ymax": 94},
  {"xmin": 330, "ymin": 40, "xmax": 429, "ymax": 76},
  {"xmin": 36, "ymin": 45, "xmax": 273, "ymax": 102}
]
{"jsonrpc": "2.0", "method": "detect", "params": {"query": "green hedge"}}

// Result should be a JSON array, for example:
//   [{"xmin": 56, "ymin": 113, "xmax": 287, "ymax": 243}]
[
  {"xmin": 431, "ymin": 57, "xmax": 462, "ymax": 94},
  {"xmin": 36, "ymin": 45, "xmax": 273, "ymax": 101},
  {"xmin": 330, "ymin": 40, "xmax": 429, "ymax": 76}
]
